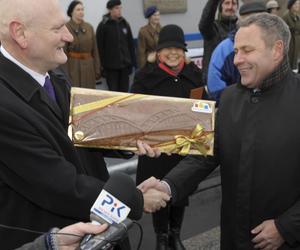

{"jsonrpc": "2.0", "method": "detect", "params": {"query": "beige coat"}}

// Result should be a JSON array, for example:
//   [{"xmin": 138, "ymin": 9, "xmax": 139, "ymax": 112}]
[
  {"xmin": 283, "ymin": 11, "xmax": 300, "ymax": 70},
  {"xmin": 137, "ymin": 23, "xmax": 161, "ymax": 68},
  {"xmin": 63, "ymin": 20, "xmax": 101, "ymax": 89}
]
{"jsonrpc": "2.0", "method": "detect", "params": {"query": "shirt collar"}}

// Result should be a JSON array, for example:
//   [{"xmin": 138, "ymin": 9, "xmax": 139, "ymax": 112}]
[{"xmin": 0, "ymin": 45, "xmax": 48, "ymax": 87}]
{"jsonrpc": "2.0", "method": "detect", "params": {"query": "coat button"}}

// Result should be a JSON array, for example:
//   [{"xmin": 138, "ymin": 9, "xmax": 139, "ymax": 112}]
[
  {"xmin": 174, "ymin": 78, "xmax": 178, "ymax": 82},
  {"xmin": 251, "ymin": 96, "xmax": 259, "ymax": 103}
]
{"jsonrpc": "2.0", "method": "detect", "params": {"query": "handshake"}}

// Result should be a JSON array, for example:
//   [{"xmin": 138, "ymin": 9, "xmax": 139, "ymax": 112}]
[
  {"xmin": 138, "ymin": 177, "xmax": 171, "ymax": 213},
  {"xmin": 136, "ymin": 140, "xmax": 172, "ymax": 213}
]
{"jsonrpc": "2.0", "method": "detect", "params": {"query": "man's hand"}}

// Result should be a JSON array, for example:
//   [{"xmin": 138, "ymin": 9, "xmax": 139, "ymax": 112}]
[
  {"xmin": 136, "ymin": 140, "xmax": 161, "ymax": 158},
  {"xmin": 137, "ymin": 177, "xmax": 170, "ymax": 195},
  {"xmin": 56, "ymin": 222, "xmax": 108, "ymax": 250},
  {"xmin": 251, "ymin": 219, "xmax": 284, "ymax": 249},
  {"xmin": 142, "ymin": 188, "xmax": 170, "ymax": 213}
]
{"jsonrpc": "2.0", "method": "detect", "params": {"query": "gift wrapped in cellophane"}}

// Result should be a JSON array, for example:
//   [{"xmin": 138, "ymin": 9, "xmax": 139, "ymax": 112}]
[{"xmin": 69, "ymin": 87, "xmax": 215, "ymax": 155}]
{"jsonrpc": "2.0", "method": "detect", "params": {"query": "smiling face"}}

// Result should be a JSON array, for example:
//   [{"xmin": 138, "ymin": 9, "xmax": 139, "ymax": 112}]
[
  {"xmin": 24, "ymin": 0, "xmax": 73, "ymax": 74},
  {"xmin": 291, "ymin": 0, "xmax": 300, "ymax": 13},
  {"xmin": 234, "ymin": 24, "xmax": 280, "ymax": 89},
  {"xmin": 221, "ymin": 0, "xmax": 238, "ymax": 17},
  {"xmin": 158, "ymin": 47, "xmax": 185, "ymax": 69}
]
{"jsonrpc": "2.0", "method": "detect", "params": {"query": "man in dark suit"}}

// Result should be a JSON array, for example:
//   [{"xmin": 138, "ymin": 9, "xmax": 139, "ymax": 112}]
[{"xmin": 0, "ymin": 0, "xmax": 169, "ymax": 248}]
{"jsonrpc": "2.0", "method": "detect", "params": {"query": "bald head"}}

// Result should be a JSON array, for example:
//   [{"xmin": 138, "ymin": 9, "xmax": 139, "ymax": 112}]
[{"xmin": 0, "ymin": 0, "xmax": 64, "ymax": 41}]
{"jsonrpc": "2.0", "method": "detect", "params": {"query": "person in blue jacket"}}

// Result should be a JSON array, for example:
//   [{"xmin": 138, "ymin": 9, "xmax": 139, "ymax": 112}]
[{"xmin": 207, "ymin": 1, "xmax": 266, "ymax": 104}]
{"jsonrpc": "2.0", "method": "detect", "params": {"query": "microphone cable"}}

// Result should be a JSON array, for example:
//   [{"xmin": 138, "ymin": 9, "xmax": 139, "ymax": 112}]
[
  {"xmin": 132, "ymin": 221, "xmax": 143, "ymax": 250},
  {"xmin": 0, "ymin": 223, "xmax": 83, "ymax": 240}
]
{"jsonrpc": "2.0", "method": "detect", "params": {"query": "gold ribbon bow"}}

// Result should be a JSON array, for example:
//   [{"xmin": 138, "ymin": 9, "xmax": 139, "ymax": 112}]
[{"xmin": 158, "ymin": 124, "xmax": 213, "ymax": 156}]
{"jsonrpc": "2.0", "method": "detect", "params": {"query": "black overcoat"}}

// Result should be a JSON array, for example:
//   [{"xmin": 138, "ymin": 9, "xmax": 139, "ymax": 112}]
[
  {"xmin": 96, "ymin": 14, "xmax": 135, "ymax": 70},
  {"xmin": 165, "ymin": 70, "xmax": 300, "ymax": 249},
  {"xmin": 0, "ymin": 53, "xmax": 141, "ymax": 249}
]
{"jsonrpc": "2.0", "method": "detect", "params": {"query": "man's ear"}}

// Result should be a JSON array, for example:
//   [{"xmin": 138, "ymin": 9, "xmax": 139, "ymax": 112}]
[
  {"xmin": 9, "ymin": 21, "xmax": 28, "ymax": 49},
  {"xmin": 272, "ymin": 40, "xmax": 284, "ymax": 63}
]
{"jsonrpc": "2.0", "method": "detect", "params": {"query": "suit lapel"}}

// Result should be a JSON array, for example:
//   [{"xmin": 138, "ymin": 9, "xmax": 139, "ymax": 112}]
[
  {"xmin": 39, "ymin": 88, "xmax": 64, "ymax": 122},
  {"xmin": 50, "ymin": 71, "xmax": 71, "ymax": 128},
  {"xmin": 0, "ymin": 53, "xmax": 65, "ymax": 125}
]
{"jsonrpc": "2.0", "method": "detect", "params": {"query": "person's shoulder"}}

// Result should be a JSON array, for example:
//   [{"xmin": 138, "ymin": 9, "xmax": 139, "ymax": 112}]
[
  {"xmin": 222, "ymin": 83, "xmax": 242, "ymax": 98},
  {"xmin": 289, "ymin": 71, "xmax": 300, "ymax": 86},
  {"xmin": 101, "ymin": 14, "xmax": 110, "ymax": 25},
  {"xmin": 282, "ymin": 12, "xmax": 289, "ymax": 20},
  {"xmin": 185, "ymin": 61, "xmax": 202, "ymax": 75},
  {"xmin": 82, "ymin": 21, "xmax": 93, "ymax": 30},
  {"xmin": 121, "ymin": 17, "xmax": 132, "ymax": 28},
  {"xmin": 183, "ymin": 62, "xmax": 203, "ymax": 86},
  {"xmin": 139, "ymin": 24, "xmax": 149, "ymax": 33},
  {"xmin": 50, "ymin": 68, "xmax": 71, "ymax": 90},
  {"xmin": 213, "ymin": 37, "xmax": 234, "ymax": 56},
  {"xmin": 65, "ymin": 20, "xmax": 72, "ymax": 28},
  {"xmin": 135, "ymin": 63, "xmax": 157, "ymax": 78}
]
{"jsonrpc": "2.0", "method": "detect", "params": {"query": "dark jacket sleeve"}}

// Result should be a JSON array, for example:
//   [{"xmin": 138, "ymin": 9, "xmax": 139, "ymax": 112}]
[
  {"xmin": 96, "ymin": 22, "xmax": 105, "ymax": 70},
  {"xmin": 164, "ymin": 110, "xmax": 220, "ymax": 203},
  {"xmin": 137, "ymin": 28, "xmax": 147, "ymax": 68},
  {"xmin": 0, "ymin": 106, "xmax": 103, "ymax": 220},
  {"xmin": 199, "ymin": 0, "xmax": 220, "ymax": 39},
  {"xmin": 126, "ymin": 21, "xmax": 137, "ymax": 68},
  {"xmin": 130, "ymin": 68, "xmax": 147, "ymax": 94},
  {"xmin": 275, "ymin": 201, "xmax": 300, "ymax": 247},
  {"xmin": 164, "ymin": 155, "xmax": 218, "ymax": 203},
  {"xmin": 14, "ymin": 234, "xmax": 46, "ymax": 250},
  {"xmin": 91, "ymin": 26, "xmax": 101, "ymax": 80}
]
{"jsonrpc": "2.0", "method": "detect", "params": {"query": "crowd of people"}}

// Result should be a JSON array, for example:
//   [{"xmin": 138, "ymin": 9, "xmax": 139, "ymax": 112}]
[{"xmin": 0, "ymin": 0, "xmax": 300, "ymax": 249}]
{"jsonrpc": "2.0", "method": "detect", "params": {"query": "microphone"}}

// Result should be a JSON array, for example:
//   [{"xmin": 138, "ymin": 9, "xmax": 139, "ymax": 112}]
[{"xmin": 78, "ymin": 172, "xmax": 143, "ymax": 250}]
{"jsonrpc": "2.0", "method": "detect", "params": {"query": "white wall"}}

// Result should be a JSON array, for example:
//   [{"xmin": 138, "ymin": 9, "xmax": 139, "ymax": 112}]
[
  {"xmin": 59, "ymin": 0, "xmax": 205, "ymax": 38},
  {"xmin": 59, "ymin": 0, "xmax": 107, "ymax": 30}
]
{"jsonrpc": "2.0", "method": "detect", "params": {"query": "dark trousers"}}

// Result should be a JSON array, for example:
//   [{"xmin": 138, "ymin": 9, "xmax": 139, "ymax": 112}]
[
  {"xmin": 106, "ymin": 68, "xmax": 130, "ymax": 92},
  {"xmin": 152, "ymin": 205, "xmax": 185, "ymax": 233}
]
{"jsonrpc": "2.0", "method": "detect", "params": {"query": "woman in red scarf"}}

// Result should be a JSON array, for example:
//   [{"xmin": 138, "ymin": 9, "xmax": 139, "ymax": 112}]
[{"xmin": 131, "ymin": 25, "xmax": 204, "ymax": 250}]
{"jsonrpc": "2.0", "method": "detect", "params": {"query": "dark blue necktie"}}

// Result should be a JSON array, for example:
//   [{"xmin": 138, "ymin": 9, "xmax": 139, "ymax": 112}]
[{"xmin": 44, "ymin": 76, "xmax": 57, "ymax": 102}]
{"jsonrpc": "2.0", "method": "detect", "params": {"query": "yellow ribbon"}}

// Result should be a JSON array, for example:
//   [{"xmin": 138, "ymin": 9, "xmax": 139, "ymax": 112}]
[
  {"xmin": 158, "ymin": 124, "xmax": 213, "ymax": 156},
  {"xmin": 72, "ymin": 93, "xmax": 145, "ymax": 115}
]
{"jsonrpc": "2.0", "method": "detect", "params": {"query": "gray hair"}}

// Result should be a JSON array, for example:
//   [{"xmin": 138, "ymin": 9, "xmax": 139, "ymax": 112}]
[
  {"xmin": 0, "ymin": 0, "xmax": 34, "ymax": 41},
  {"xmin": 238, "ymin": 13, "xmax": 290, "ymax": 56}
]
